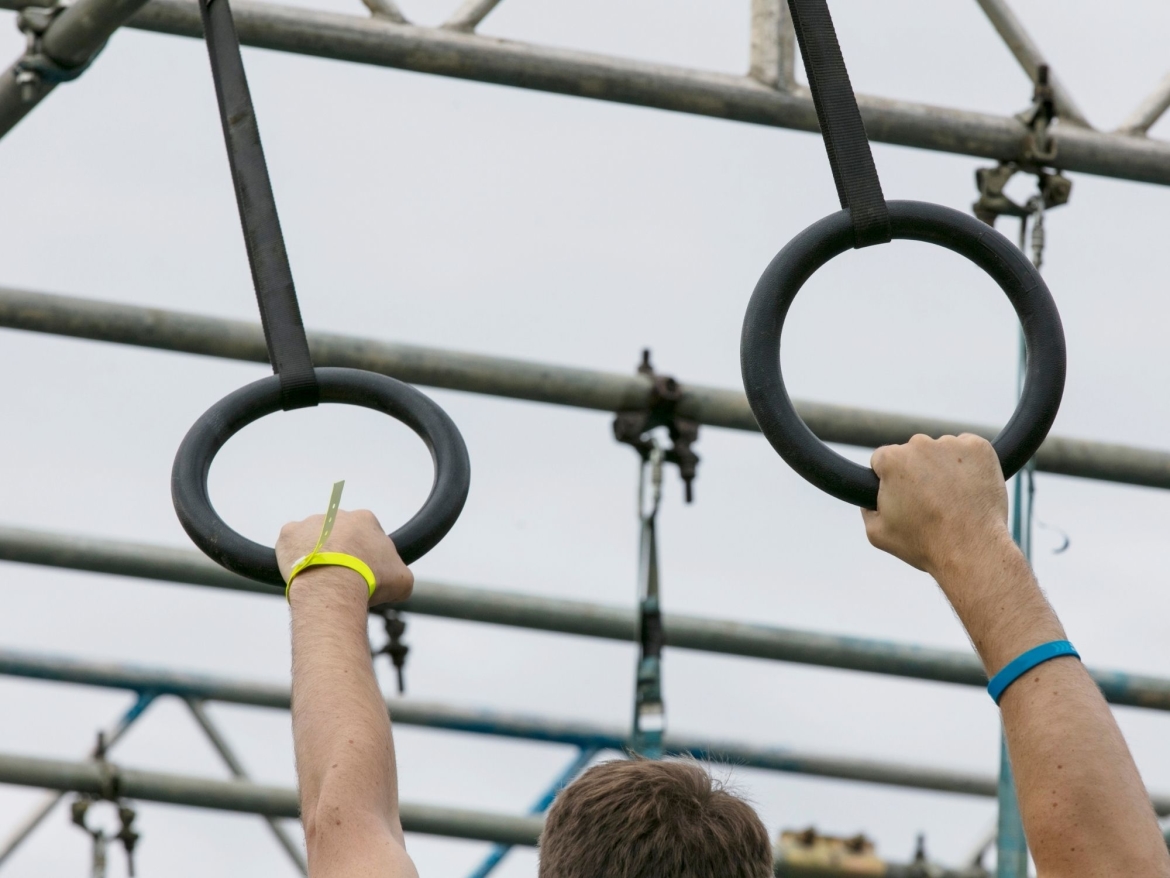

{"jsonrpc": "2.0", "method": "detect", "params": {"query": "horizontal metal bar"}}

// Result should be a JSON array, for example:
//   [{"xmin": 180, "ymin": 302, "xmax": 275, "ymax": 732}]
[
  {"xmin": 1118, "ymin": 71, "xmax": 1170, "ymax": 136},
  {"xmin": 7, "ymin": 642, "xmax": 1170, "ymax": 819},
  {"xmin": 0, "ymin": 645, "xmax": 1006, "ymax": 801},
  {"xmin": 3, "ymin": 287, "xmax": 1169, "ymax": 492},
  {"xmin": 0, "ymin": 750, "xmax": 983, "ymax": 876},
  {"xmin": 972, "ymin": 0, "xmax": 1088, "ymax": 126},
  {"xmin": 0, "ymin": 751, "xmax": 544, "ymax": 845},
  {"xmin": 0, "ymin": 692, "xmax": 155, "ymax": 866},
  {"xmin": 0, "ymin": 0, "xmax": 152, "ymax": 138},
  {"xmin": 0, "ymin": 0, "xmax": 1166, "ymax": 184},
  {"xmin": 4, "ymin": 525, "xmax": 1170, "ymax": 712}
]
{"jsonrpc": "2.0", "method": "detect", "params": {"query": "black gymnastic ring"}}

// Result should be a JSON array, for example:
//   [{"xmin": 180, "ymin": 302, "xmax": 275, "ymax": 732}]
[
  {"xmin": 740, "ymin": 200, "xmax": 1066, "ymax": 509},
  {"xmin": 172, "ymin": 367, "xmax": 471, "ymax": 586}
]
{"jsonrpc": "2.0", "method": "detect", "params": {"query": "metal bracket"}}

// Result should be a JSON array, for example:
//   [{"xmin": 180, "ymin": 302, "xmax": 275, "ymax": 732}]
[
  {"xmin": 70, "ymin": 739, "xmax": 138, "ymax": 878},
  {"xmin": 1017, "ymin": 63, "xmax": 1059, "ymax": 165},
  {"xmin": 612, "ymin": 349, "xmax": 700, "ymax": 503},
  {"xmin": 974, "ymin": 66, "xmax": 1072, "ymax": 228},
  {"xmin": 973, "ymin": 162, "xmax": 1070, "ymax": 226},
  {"xmin": 373, "ymin": 607, "xmax": 409, "ymax": 694},
  {"xmin": 14, "ymin": 5, "xmax": 106, "ymax": 99}
]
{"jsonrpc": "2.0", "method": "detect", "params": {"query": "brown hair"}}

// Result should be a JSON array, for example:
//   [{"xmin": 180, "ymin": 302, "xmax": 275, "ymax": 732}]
[{"xmin": 538, "ymin": 758, "xmax": 772, "ymax": 878}]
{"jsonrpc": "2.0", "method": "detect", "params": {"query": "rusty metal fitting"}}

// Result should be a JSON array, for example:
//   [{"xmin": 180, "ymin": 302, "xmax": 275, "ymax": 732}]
[{"xmin": 612, "ymin": 349, "xmax": 700, "ymax": 503}]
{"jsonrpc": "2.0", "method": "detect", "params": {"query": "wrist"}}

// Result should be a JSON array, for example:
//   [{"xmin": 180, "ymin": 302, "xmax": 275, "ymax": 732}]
[
  {"xmin": 925, "ymin": 521, "xmax": 1015, "ymax": 584},
  {"xmin": 287, "ymin": 566, "xmax": 371, "ymax": 611}
]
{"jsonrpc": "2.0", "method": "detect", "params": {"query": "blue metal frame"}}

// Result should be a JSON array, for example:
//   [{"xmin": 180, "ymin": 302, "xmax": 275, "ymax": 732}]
[
  {"xmin": 996, "ymin": 220, "xmax": 1041, "ymax": 876},
  {"xmin": 465, "ymin": 747, "xmax": 600, "ymax": 878}
]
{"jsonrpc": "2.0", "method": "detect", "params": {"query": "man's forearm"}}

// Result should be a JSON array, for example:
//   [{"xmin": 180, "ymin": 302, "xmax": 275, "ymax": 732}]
[
  {"xmin": 935, "ymin": 535, "xmax": 1169, "ymax": 875},
  {"xmin": 290, "ymin": 569, "xmax": 403, "ymax": 842},
  {"xmin": 933, "ymin": 531, "xmax": 1066, "ymax": 672}
]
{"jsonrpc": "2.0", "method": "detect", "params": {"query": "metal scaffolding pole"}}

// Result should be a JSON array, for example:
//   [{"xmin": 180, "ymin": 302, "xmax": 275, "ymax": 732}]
[
  {"xmin": 748, "ymin": 0, "xmax": 794, "ymax": 90},
  {"xmin": 0, "ymin": 642, "xmax": 1164, "ymax": 815},
  {"xmin": 0, "ymin": 0, "xmax": 151, "ymax": 137},
  {"xmin": 0, "ymin": 0, "xmax": 1168, "ymax": 184},
  {"xmin": 0, "ymin": 646, "xmax": 1025, "ymax": 803},
  {"xmin": 183, "ymin": 698, "xmax": 307, "ymax": 874},
  {"xmin": 1118, "ymin": 71, "xmax": 1170, "ymax": 136},
  {"xmin": 0, "ymin": 692, "xmax": 155, "ymax": 868},
  {"xmin": 4, "ymin": 526, "xmax": 1170, "ymax": 712},
  {"xmin": 0, "ymin": 750, "xmax": 987, "ymax": 877},
  {"xmin": 0, "ymin": 751, "xmax": 544, "ymax": 844},
  {"xmin": 4, "ymin": 286, "xmax": 1170, "ymax": 491}
]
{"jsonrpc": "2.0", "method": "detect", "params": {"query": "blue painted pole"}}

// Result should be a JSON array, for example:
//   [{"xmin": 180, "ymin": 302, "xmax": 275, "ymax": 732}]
[
  {"xmin": 996, "ymin": 207, "xmax": 1042, "ymax": 877},
  {"xmin": 996, "ymin": 459, "xmax": 1034, "ymax": 877},
  {"xmin": 465, "ymin": 746, "xmax": 600, "ymax": 878}
]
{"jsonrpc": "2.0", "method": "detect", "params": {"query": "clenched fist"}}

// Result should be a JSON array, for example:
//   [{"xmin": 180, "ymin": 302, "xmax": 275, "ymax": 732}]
[
  {"xmin": 276, "ymin": 509, "xmax": 414, "ymax": 606},
  {"xmin": 862, "ymin": 433, "xmax": 1011, "ymax": 576}
]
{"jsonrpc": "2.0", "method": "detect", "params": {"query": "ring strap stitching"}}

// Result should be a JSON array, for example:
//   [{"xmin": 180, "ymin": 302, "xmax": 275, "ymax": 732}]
[
  {"xmin": 788, "ymin": 0, "xmax": 891, "ymax": 249},
  {"xmin": 198, "ymin": 0, "xmax": 318, "ymax": 410}
]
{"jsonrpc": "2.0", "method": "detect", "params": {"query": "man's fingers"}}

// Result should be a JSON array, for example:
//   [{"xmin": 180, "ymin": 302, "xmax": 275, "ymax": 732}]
[{"xmin": 871, "ymin": 444, "xmax": 893, "ymax": 477}]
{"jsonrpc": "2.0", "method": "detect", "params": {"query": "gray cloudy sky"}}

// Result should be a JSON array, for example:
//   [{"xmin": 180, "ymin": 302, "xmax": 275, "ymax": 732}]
[{"xmin": 2, "ymin": 0, "xmax": 1170, "ymax": 875}]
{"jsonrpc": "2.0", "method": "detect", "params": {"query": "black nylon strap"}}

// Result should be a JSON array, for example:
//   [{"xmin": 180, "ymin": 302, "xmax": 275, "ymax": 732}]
[
  {"xmin": 198, "ymin": 0, "xmax": 318, "ymax": 410},
  {"xmin": 788, "ymin": 0, "xmax": 890, "ymax": 248}
]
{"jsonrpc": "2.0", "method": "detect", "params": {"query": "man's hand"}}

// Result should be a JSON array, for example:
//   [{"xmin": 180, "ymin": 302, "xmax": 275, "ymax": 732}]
[
  {"xmin": 283, "ymin": 508, "xmax": 420, "ymax": 878},
  {"xmin": 862, "ymin": 433, "xmax": 1011, "ymax": 576},
  {"xmin": 859, "ymin": 433, "xmax": 1170, "ymax": 877},
  {"xmin": 276, "ymin": 509, "xmax": 414, "ymax": 606}
]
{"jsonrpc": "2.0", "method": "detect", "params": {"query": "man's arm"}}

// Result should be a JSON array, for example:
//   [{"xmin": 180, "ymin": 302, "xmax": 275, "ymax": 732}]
[
  {"xmin": 864, "ymin": 434, "xmax": 1170, "ymax": 877},
  {"xmin": 278, "ymin": 510, "xmax": 419, "ymax": 878}
]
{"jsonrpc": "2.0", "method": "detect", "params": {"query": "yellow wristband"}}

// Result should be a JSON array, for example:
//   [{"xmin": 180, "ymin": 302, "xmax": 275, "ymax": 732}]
[
  {"xmin": 286, "ymin": 552, "xmax": 377, "ymax": 600},
  {"xmin": 284, "ymin": 481, "xmax": 377, "ymax": 601}
]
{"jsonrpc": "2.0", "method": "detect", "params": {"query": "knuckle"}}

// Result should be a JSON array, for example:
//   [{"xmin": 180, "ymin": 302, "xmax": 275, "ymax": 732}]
[{"xmin": 356, "ymin": 509, "xmax": 382, "ymax": 529}]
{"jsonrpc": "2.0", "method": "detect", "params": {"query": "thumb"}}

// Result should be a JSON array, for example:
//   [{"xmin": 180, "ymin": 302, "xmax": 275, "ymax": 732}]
[{"xmin": 860, "ymin": 506, "xmax": 882, "ymax": 546}]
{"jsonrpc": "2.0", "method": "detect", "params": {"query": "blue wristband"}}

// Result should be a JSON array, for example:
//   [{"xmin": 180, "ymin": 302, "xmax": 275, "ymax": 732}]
[{"xmin": 987, "ymin": 640, "xmax": 1080, "ymax": 704}]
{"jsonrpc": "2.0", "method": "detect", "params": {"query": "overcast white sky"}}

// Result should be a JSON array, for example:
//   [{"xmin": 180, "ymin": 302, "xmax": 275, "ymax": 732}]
[{"xmin": 2, "ymin": 0, "xmax": 1170, "ymax": 875}]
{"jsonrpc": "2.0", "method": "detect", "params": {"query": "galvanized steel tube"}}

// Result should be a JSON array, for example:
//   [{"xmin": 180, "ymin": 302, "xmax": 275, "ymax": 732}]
[
  {"xmin": 0, "ymin": 0, "xmax": 1167, "ymax": 183},
  {"xmin": 0, "ymin": 645, "xmax": 1008, "ymax": 800},
  {"xmin": 2, "ymin": 287, "xmax": 1170, "ymax": 490},
  {"xmin": 0, "ymin": 751, "xmax": 986, "ymax": 875},
  {"xmin": 0, "ymin": 0, "xmax": 152, "ymax": 137},
  {"xmin": 4, "ymin": 525, "xmax": 1170, "ymax": 711},
  {"xmin": 1118, "ymin": 71, "xmax": 1170, "ymax": 135},
  {"xmin": 0, "ymin": 752, "xmax": 545, "ymax": 843}
]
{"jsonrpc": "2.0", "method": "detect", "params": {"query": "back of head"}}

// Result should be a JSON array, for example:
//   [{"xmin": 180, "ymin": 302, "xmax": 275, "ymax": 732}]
[{"xmin": 539, "ymin": 758, "xmax": 772, "ymax": 878}]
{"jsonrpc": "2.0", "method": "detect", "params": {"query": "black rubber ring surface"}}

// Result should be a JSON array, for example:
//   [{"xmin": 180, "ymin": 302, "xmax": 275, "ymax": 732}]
[
  {"xmin": 740, "ymin": 200, "xmax": 1066, "ymax": 509},
  {"xmin": 172, "ymin": 367, "xmax": 471, "ymax": 585}
]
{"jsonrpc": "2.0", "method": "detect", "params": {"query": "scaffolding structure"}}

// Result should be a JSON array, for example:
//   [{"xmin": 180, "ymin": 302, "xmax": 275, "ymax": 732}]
[{"xmin": 2, "ymin": 0, "xmax": 1170, "ymax": 875}]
